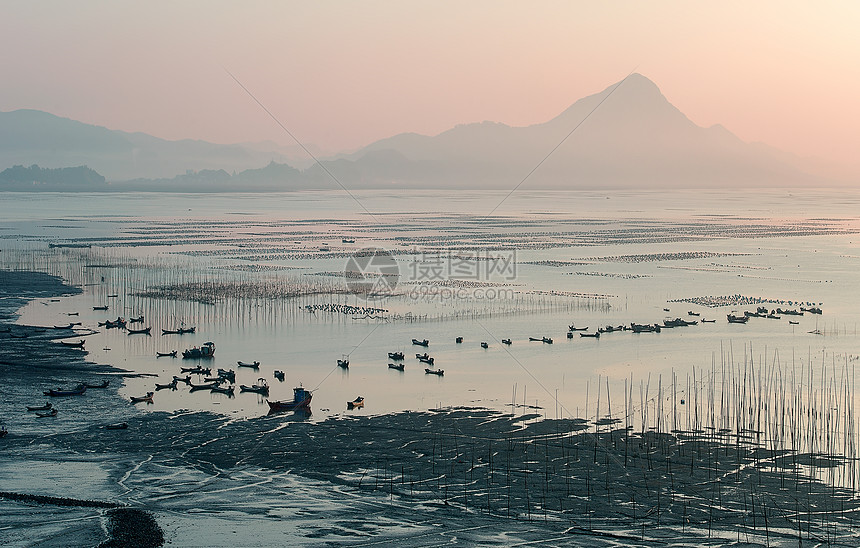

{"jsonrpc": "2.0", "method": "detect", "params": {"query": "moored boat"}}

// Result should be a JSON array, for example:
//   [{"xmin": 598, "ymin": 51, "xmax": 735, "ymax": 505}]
[
  {"xmin": 26, "ymin": 402, "xmax": 52, "ymax": 411},
  {"xmin": 130, "ymin": 392, "xmax": 154, "ymax": 403},
  {"xmin": 210, "ymin": 385, "xmax": 235, "ymax": 396},
  {"xmin": 425, "ymin": 368, "xmax": 444, "ymax": 376},
  {"xmin": 580, "ymin": 332, "xmax": 600, "ymax": 339},
  {"xmin": 182, "ymin": 342, "xmax": 216, "ymax": 359},
  {"xmin": 727, "ymin": 314, "xmax": 749, "ymax": 324},
  {"xmin": 189, "ymin": 382, "xmax": 218, "ymax": 392},
  {"xmin": 36, "ymin": 408, "xmax": 58, "ymax": 418},
  {"xmin": 129, "ymin": 315, "xmax": 145, "ymax": 323},
  {"xmin": 568, "ymin": 325, "xmax": 589, "ymax": 331},
  {"xmin": 267, "ymin": 385, "xmax": 313, "ymax": 413},
  {"xmin": 60, "ymin": 339, "xmax": 86, "ymax": 348},
  {"xmin": 388, "ymin": 351, "xmax": 404, "ymax": 360},
  {"xmin": 502, "ymin": 338, "xmax": 512, "ymax": 345},
  {"xmin": 155, "ymin": 379, "xmax": 178, "ymax": 390},
  {"xmin": 240, "ymin": 378, "xmax": 269, "ymax": 395},
  {"xmin": 93, "ymin": 305, "xmax": 108, "ymax": 311},
  {"xmin": 156, "ymin": 350, "xmax": 177, "ymax": 358},
  {"xmin": 180, "ymin": 365, "xmax": 211, "ymax": 375},
  {"xmin": 336, "ymin": 358, "xmax": 349, "ymax": 369},
  {"xmin": 273, "ymin": 370, "xmax": 285, "ymax": 381},
  {"xmin": 347, "ymin": 396, "xmax": 364, "ymax": 409},
  {"xmin": 388, "ymin": 363, "xmax": 405, "ymax": 371},
  {"xmin": 105, "ymin": 422, "xmax": 128, "ymax": 430},
  {"xmin": 44, "ymin": 385, "xmax": 87, "ymax": 397},
  {"xmin": 237, "ymin": 360, "xmax": 260, "ymax": 368},
  {"xmin": 480, "ymin": 342, "xmax": 489, "ymax": 348},
  {"xmin": 412, "ymin": 338, "xmax": 429, "ymax": 347},
  {"xmin": 127, "ymin": 326, "xmax": 151, "ymax": 335},
  {"xmin": 84, "ymin": 380, "xmax": 110, "ymax": 389}
]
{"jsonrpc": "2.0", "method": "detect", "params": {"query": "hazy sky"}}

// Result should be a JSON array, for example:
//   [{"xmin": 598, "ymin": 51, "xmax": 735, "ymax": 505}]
[{"xmin": 2, "ymin": 1, "xmax": 858, "ymax": 170}]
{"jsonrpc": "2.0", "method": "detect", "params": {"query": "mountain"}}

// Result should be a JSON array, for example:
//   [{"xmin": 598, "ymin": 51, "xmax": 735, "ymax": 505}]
[
  {"xmin": 0, "ymin": 164, "xmax": 106, "ymax": 190},
  {"xmin": 343, "ymin": 73, "xmax": 822, "ymax": 188},
  {"xmin": 0, "ymin": 109, "xmax": 296, "ymax": 181}
]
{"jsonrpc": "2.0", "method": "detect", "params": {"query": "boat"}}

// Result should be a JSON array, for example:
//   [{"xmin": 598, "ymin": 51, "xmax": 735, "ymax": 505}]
[
  {"xmin": 156, "ymin": 350, "xmax": 177, "ymax": 358},
  {"xmin": 104, "ymin": 318, "xmax": 127, "ymax": 329},
  {"xmin": 53, "ymin": 323, "xmax": 74, "ymax": 330},
  {"xmin": 172, "ymin": 375, "xmax": 192, "ymax": 385},
  {"xmin": 9, "ymin": 333, "xmax": 28, "ymax": 339},
  {"xmin": 455, "ymin": 336, "xmax": 463, "ymax": 343},
  {"xmin": 336, "ymin": 358, "xmax": 349, "ymax": 369},
  {"xmin": 528, "ymin": 337, "xmax": 553, "ymax": 344},
  {"xmin": 388, "ymin": 351, "xmax": 404, "ymax": 360},
  {"xmin": 182, "ymin": 342, "xmax": 216, "ymax": 359},
  {"xmin": 388, "ymin": 363, "xmax": 405, "ymax": 371},
  {"xmin": 663, "ymin": 318, "xmax": 697, "ymax": 327},
  {"xmin": 631, "ymin": 323, "xmax": 661, "ymax": 333},
  {"xmin": 580, "ymin": 332, "xmax": 600, "ymax": 339},
  {"xmin": 688, "ymin": 311, "xmax": 700, "ymax": 316},
  {"xmin": 162, "ymin": 326, "xmax": 196, "ymax": 335},
  {"xmin": 801, "ymin": 306, "xmax": 822, "ymax": 314},
  {"xmin": 60, "ymin": 340, "xmax": 86, "ymax": 348},
  {"xmin": 217, "ymin": 369, "xmax": 236, "ymax": 382},
  {"xmin": 267, "ymin": 385, "xmax": 313, "ymax": 413},
  {"xmin": 567, "ymin": 332, "xmax": 574, "ymax": 339},
  {"xmin": 36, "ymin": 408, "xmax": 58, "ymax": 418},
  {"xmin": 568, "ymin": 325, "xmax": 589, "ymax": 331},
  {"xmin": 66, "ymin": 312, "xmax": 79, "ymax": 316},
  {"xmin": 93, "ymin": 305, "xmax": 109, "ymax": 311},
  {"xmin": 237, "ymin": 360, "xmax": 260, "ymax": 368},
  {"xmin": 776, "ymin": 308, "xmax": 803, "ymax": 316},
  {"xmin": 766, "ymin": 314, "xmax": 781, "ymax": 320},
  {"xmin": 44, "ymin": 385, "xmax": 87, "ymax": 397},
  {"xmin": 155, "ymin": 379, "xmax": 178, "ymax": 390},
  {"xmin": 127, "ymin": 326, "xmax": 151, "ymax": 335},
  {"xmin": 105, "ymin": 423, "xmax": 128, "ymax": 430},
  {"xmin": 480, "ymin": 342, "xmax": 489, "ymax": 348},
  {"xmin": 130, "ymin": 392, "xmax": 154, "ymax": 403},
  {"xmin": 204, "ymin": 375, "xmax": 227, "ymax": 383},
  {"xmin": 0, "ymin": 425, "xmax": 6, "ymax": 437},
  {"xmin": 342, "ymin": 238, "xmax": 355, "ymax": 243},
  {"xmin": 789, "ymin": 320, "xmax": 800, "ymax": 325},
  {"xmin": 416, "ymin": 353, "xmax": 434, "ymax": 365},
  {"xmin": 189, "ymin": 382, "xmax": 218, "ymax": 392},
  {"xmin": 26, "ymin": 402, "xmax": 52, "ymax": 411},
  {"xmin": 727, "ymin": 314, "xmax": 749, "ymax": 324},
  {"xmin": 412, "ymin": 338, "xmax": 429, "ymax": 347},
  {"xmin": 701, "ymin": 319, "xmax": 716, "ymax": 323},
  {"xmin": 274, "ymin": 370, "xmax": 285, "ymax": 381},
  {"xmin": 502, "ymin": 339, "xmax": 512, "ymax": 345},
  {"xmin": 425, "ymin": 368, "xmax": 444, "ymax": 376},
  {"xmin": 744, "ymin": 311, "xmax": 764, "ymax": 318},
  {"xmin": 129, "ymin": 316, "xmax": 145, "ymax": 323},
  {"xmin": 180, "ymin": 366, "xmax": 211, "ymax": 375},
  {"xmin": 240, "ymin": 378, "xmax": 270, "ymax": 395},
  {"xmin": 347, "ymin": 396, "xmax": 364, "ymax": 409},
  {"xmin": 83, "ymin": 380, "xmax": 110, "ymax": 389},
  {"xmin": 663, "ymin": 308, "xmax": 670, "ymax": 312},
  {"xmin": 210, "ymin": 385, "xmax": 235, "ymax": 396}
]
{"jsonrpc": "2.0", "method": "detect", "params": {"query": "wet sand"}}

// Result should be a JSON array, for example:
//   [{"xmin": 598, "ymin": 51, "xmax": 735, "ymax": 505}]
[{"xmin": 2, "ymin": 269, "xmax": 860, "ymax": 546}]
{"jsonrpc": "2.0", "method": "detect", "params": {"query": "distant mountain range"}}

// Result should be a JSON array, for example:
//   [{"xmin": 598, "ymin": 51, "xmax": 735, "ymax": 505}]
[{"xmin": 0, "ymin": 74, "xmax": 832, "ymax": 190}]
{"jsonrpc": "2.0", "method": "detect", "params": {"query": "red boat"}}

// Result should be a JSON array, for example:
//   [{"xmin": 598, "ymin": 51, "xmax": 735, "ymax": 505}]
[{"xmin": 267, "ymin": 386, "xmax": 312, "ymax": 414}]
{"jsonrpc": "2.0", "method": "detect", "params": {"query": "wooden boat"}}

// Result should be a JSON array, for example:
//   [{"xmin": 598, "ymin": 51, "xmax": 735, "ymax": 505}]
[
  {"xmin": 182, "ymin": 342, "xmax": 216, "ymax": 359},
  {"xmin": 180, "ymin": 365, "xmax": 211, "ymax": 375},
  {"xmin": 93, "ymin": 305, "xmax": 108, "ymax": 311},
  {"xmin": 425, "ymin": 368, "xmax": 444, "ymax": 376},
  {"xmin": 36, "ymin": 408, "xmax": 58, "ymax": 418},
  {"xmin": 480, "ymin": 342, "xmax": 489, "ymax": 348},
  {"xmin": 44, "ymin": 385, "xmax": 87, "ymax": 397},
  {"xmin": 388, "ymin": 363, "xmax": 405, "ymax": 371},
  {"xmin": 9, "ymin": 333, "xmax": 29, "ymax": 339},
  {"xmin": 130, "ymin": 392, "xmax": 154, "ymax": 403},
  {"xmin": 789, "ymin": 320, "xmax": 800, "ymax": 325},
  {"xmin": 701, "ymin": 319, "xmax": 716, "ymax": 323},
  {"xmin": 155, "ymin": 379, "xmax": 178, "ymax": 390},
  {"xmin": 60, "ymin": 339, "xmax": 86, "ymax": 348},
  {"xmin": 687, "ymin": 311, "xmax": 700, "ymax": 316},
  {"xmin": 631, "ymin": 323, "xmax": 661, "ymax": 333},
  {"xmin": 210, "ymin": 385, "xmax": 235, "ymax": 396},
  {"xmin": 776, "ymin": 308, "xmax": 803, "ymax": 316},
  {"xmin": 162, "ymin": 326, "xmax": 196, "ymax": 335},
  {"xmin": 766, "ymin": 314, "xmax": 781, "ymax": 320},
  {"xmin": 663, "ymin": 308, "xmax": 670, "ymax": 312},
  {"xmin": 84, "ymin": 380, "xmax": 110, "ymax": 389},
  {"xmin": 189, "ymin": 382, "xmax": 218, "ymax": 392},
  {"xmin": 204, "ymin": 375, "xmax": 227, "ymax": 383},
  {"xmin": 567, "ymin": 332, "xmax": 574, "ymax": 339},
  {"xmin": 237, "ymin": 360, "xmax": 260, "ymax": 368},
  {"xmin": 267, "ymin": 385, "xmax": 313, "ymax": 413},
  {"xmin": 217, "ymin": 368, "xmax": 236, "ymax": 382},
  {"xmin": 104, "ymin": 318, "xmax": 127, "ymax": 329},
  {"xmin": 412, "ymin": 338, "xmax": 429, "ymax": 347},
  {"xmin": 416, "ymin": 353, "xmax": 434, "ymax": 365},
  {"xmin": 336, "ymin": 358, "xmax": 349, "ymax": 369},
  {"xmin": 387, "ymin": 351, "xmax": 404, "ymax": 360},
  {"xmin": 53, "ymin": 323, "xmax": 74, "ymax": 330},
  {"xmin": 342, "ymin": 238, "xmax": 355, "ymax": 243},
  {"xmin": 801, "ymin": 306, "xmax": 822, "ymax": 314},
  {"xmin": 0, "ymin": 425, "xmax": 6, "ymax": 437},
  {"xmin": 240, "ymin": 378, "xmax": 269, "ymax": 395},
  {"xmin": 129, "ymin": 315, "xmax": 145, "ymax": 323},
  {"xmin": 66, "ymin": 312, "xmax": 79, "ymax": 316},
  {"xmin": 107, "ymin": 294, "xmax": 118, "ymax": 298},
  {"xmin": 528, "ymin": 336, "xmax": 553, "ymax": 344},
  {"xmin": 274, "ymin": 370, "xmax": 285, "ymax": 381},
  {"xmin": 347, "ymin": 396, "xmax": 365, "ymax": 409},
  {"xmin": 502, "ymin": 339, "xmax": 512, "ymax": 345},
  {"xmin": 727, "ymin": 314, "xmax": 749, "ymax": 324},
  {"xmin": 156, "ymin": 350, "xmax": 177, "ymax": 358},
  {"xmin": 26, "ymin": 402, "xmax": 52, "ymax": 411},
  {"xmin": 568, "ymin": 325, "xmax": 589, "ymax": 331},
  {"xmin": 172, "ymin": 375, "xmax": 192, "ymax": 386},
  {"xmin": 127, "ymin": 326, "xmax": 151, "ymax": 335},
  {"xmin": 580, "ymin": 332, "xmax": 600, "ymax": 338},
  {"xmin": 105, "ymin": 423, "xmax": 128, "ymax": 430},
  {"xmin": 455, "ymin": 336, "xmax": 463, "ymax": 343}
]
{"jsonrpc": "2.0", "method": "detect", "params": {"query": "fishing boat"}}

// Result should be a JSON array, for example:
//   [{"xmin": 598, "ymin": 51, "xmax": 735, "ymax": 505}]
[
  {"xmin": 455, "ymin": 336, "xmax": 463, "ymax": 343},
  {"xmin": 237, "ymin": 360, "xmax": 260, "ymax": 368},
  {"xmin": 687, "ymin": 311, "xmax": 700, "ymax": 316},
  {"xmin": 240, "ymin": 378, "xmax": 269, "ymax": 395},
  {"xmin": 155, "ymin": 379, "xmax": 178, "ymax": 390},
  {"xmin": 210, "ymin": 385, "xmax": 235, "ymax": 396},
  {"xmin": 801, "ymin": 306, "xmax": 822, "ymax": 314},
  {"xmin": 580, "ymin": 332, "xmax": 600, "ymax": 339},
  {"xmin": 347, "ymin": 396, "xmax": 364, "ymax": 409},
  {"xmin": 9, "ymin": 333, "xmax": 28, "ymax": 339},
  {"xmin": 217, "ymin": 368, "xmax": 236, "ymax": 382},
  {"xmin": 336, "ymin": 358, "xmax": 349, "ymax": 369},
  {"xmin": 180, "ymin": 366, "xmax": 211, "ymax": 375},
  {"xmin": 567, "ymin": 332, "xmax": 574, "ymax": 339},
  {"xmin": 630, "ymin": 323, "xmax": 661, "ymax": 333},
  {"xmin": 36, "ymin": 408, "xmax": 58, "ymax": 418},
  {"xmin": 388, "ymin": 363, "xmax": 405, "ymax": 371},
  {"xmin": 777, "ymin": 308, "xmax": 803, "ymax": 316},
  {"xmin": 701, "ymin": 319, "xmax": 716, "ymax": 323},
  {"xmin": 127, "ymin": 326, "xmax": 151, "ymax": 335},
  {"xmin": 416, "ymin": 353, "xmax": 434, "ymax": 365},
  {"xmin": 26, "ymin": 402, "xmax": 52, "ymax": 411},
  {"xmin": 789, "ymin": 320, "xmax": 800, "ymax": 325},
  {"xmin": 388, "ymin": 351, "xmax": 404, "ymax": 360},
  {"xmin": 162, "ymin": 326, "xmax": 196, "ymax": 335},
  {"xmin": 568, "ymin": 325, "xmax": 589, "ymax": 331},
  {"xmin": 766, "ymin": 314, "xmax": 781, "ymax": 320},
  {"xmin": 528, "ymin": 336, "xmax": 553, "ymax": 344},
  {"xmin": 342, "ymin": 238, "xmax": 355, "ymax": 243},
  {"xmin": 84, "ymin": 380, "xmax": 110, "ymax": 389},
  {"xmin": 53, "ymin": 323, "xmax": 74, "ymax": 330},
  {"xmin": 0, "ymin": 425, "xmax": 6, "ymax": 437},
  {"xmin": 502, "ymin": 339, "xmax": 512, "ymax": 345},
  {"xmin": 189, "ymin": 382, "xmax": 218, "ymax": 392},
  {"xmin": 156, "ymin": 350, "xmax": 177, "ymax": 358},
  {"xmin": 182, "ymin": 342, "xmax": 216, "ymax": 359},
  {"xmin": 425, "ymin": 368, "xmax": 444, "ymax": 376},
  {"xmin": 273, "ymin": 370, "xmax": 285, "ymax": 381},
  {"xmin": 480, "ymin": 342, "xmax": 489, "ymax": 348},
  {"xmin": 60, "ymin": 340, "xmax": 86, "ymax": 348},
  {"xmin": 663, "ymin": 308, "xmax": 670, "ymax": 312},
  {"xmin": 44, "ymin": 385, "xmax": 87, "ymax": 397},
  {"xmin": 267, "ymin": 385, "xmax": 313, "ymax": 413},
  {"xmin": 727, "ymin": 314, "xmax": 749, "ymax": 324},
  {"xmin": 105, "ymin": 423, "xmax": 128, "ymax": 430},
  {"xmin": 129, "ymin": 316, "xmax": 145, "ymax": 323},
  {"xmin": 172, "ymin": 375, "xmax": 192, "ymax": 385},
  {"xmin": 93, "ymin": 305, "xmax": 108, "ymax": 311},
  {"xmin": 412, "ymin": 338, "xmax": 429, "ymax": 347},
  {"xmin": 130, "ymin": 392, "xmax": 154, "ymax": 403}
]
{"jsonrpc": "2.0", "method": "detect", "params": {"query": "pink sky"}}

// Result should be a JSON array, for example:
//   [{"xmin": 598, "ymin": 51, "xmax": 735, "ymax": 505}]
[{"xmin": 2, "ymin": 1, "xmax": 858, "ymax": 174}]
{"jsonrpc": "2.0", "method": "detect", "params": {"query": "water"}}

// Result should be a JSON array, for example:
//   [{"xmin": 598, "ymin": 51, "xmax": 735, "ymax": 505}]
[{"xmin": 2, "ymin": 188, "xmax": 859, "ymax": 424}]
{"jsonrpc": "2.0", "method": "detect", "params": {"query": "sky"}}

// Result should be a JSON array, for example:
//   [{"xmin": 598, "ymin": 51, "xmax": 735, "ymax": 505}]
[{"xmin": 2, "ymin": 1, "xmax": 859, "ymax": 174}]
